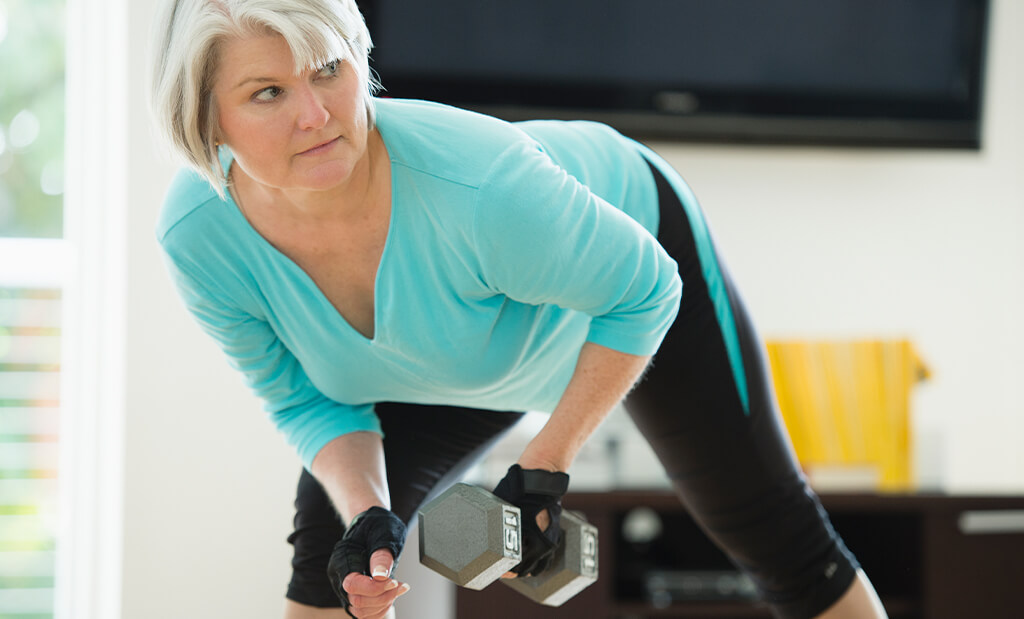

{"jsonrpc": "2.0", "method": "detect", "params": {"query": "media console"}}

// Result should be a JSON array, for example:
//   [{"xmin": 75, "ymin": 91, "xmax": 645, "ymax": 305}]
[{"xmin": 456, "ymin": 491, "xmax": 1024, "ymax": 619}]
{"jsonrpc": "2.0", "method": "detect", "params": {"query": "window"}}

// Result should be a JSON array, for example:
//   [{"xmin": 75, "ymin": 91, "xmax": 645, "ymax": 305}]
[
  {"xmin": 0, "ymin": 0, "xmax": 65, "ymax": 240},
  {"xmin": 0, "ymin": 0, "xmax": 66, "ymax": 617}
]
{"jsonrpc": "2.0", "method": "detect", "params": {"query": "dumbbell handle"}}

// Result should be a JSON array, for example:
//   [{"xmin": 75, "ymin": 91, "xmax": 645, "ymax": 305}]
[{"xmin": 502, "ymin": 509, "xmax": 600, "ymax": 606}]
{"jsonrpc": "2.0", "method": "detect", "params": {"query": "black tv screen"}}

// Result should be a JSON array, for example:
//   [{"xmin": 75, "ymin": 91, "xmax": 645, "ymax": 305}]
[{"xmin": 358, "ymin": 0, "xmax": 989, "ymax": 148}]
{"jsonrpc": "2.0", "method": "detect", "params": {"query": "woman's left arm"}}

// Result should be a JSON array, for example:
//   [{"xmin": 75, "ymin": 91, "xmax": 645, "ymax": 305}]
[
  {"xmin": 517, "ymin": 342, "xmax": 649, "ymax": 472},
  {"xmin": 475, "ymin": 141, "xmax": 681, "ymax": 470}
]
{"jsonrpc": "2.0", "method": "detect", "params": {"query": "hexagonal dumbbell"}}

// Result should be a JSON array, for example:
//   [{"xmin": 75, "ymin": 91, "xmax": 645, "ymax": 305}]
[
  {"xmin": 417, "ymin": 482, "xmax": 599, "ymax": 606},
  {"xmin": 501, "ymin": 509, "xmax": 599, "ymax": 606},
  {"xmin": 417, "ymin": 483, "xmax": 522, "ymax": 589}
]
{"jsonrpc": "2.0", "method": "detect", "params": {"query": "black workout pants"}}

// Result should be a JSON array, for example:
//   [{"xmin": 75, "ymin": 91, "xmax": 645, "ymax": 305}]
[{"xmin": 285, "ymin": 159, "xmax": 860, "ymax": 619}]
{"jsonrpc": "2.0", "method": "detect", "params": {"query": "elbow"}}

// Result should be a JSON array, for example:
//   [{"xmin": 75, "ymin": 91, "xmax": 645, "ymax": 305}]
[{"xmin": 659, "ymin": 261, "xmax": 683, "ymax": 318}]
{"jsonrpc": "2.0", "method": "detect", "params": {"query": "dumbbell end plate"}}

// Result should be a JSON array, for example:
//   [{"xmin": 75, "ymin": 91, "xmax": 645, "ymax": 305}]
[
  {"xmin": 418, "ymin": 483, "xmax": 522, "ymax": 590},
  {"xmin": 502, "ymin": 510, "xmax": 599, "ymax": 606}
]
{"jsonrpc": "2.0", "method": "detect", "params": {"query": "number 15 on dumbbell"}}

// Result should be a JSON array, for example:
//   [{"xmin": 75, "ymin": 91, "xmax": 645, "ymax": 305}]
[{"xmin": 418, "ymin": 483, "xmax": 599, "ymax": 607}]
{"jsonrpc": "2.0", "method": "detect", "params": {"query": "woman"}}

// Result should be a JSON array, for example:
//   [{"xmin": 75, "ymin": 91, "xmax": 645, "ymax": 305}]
[{"xmin": 150, "ymin": 1, "xmax": 888, "ymax": 618}]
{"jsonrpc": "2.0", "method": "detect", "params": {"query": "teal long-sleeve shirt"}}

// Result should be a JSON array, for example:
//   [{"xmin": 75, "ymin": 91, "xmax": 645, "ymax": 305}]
[{"xmin": 157, "ymin": 98, "xmax": 682, "ymax": 469}]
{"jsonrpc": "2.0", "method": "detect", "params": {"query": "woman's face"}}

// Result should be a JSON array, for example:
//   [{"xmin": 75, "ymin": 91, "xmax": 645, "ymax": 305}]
[{"xmin": 212, "ymin": 33, "xmax": 370, "ymax": 195}]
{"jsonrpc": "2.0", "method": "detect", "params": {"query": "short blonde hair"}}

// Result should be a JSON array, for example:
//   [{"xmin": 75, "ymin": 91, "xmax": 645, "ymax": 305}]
[{"xmin": 149, "ymin": 0, "xmax": 379, "ymax": 194}]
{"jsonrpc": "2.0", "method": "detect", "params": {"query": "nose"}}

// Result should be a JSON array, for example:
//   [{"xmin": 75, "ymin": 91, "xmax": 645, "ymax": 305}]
[{"xmin": 295, "ymin": 85, "xmax": 330, "ymax": 131}]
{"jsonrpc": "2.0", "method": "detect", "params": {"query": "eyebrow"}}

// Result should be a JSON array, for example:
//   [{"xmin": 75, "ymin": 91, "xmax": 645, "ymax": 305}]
[
  {"xmin": 230, "ymin": 58, "xmax": 341, "ymax": 91},
  {"xmin": 232, "ymin": 76, "xmax": 281, "ymax": 91}
]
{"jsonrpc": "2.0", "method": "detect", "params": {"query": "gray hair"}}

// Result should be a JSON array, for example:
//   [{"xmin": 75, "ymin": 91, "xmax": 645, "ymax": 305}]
[{"xmin": 148, "ymin": 0, "xmax": 379, "ymax": 194}]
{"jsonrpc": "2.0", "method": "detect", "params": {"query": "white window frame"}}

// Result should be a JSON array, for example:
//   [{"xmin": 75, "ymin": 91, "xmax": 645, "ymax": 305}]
[{"xmin": 55, "ymin": 0, "xmax": 129, "ymax": 617}]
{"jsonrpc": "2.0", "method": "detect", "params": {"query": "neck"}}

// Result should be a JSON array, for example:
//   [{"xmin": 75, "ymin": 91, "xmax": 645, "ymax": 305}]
[{"xmin": 231, "ymin": 129, "xmax": 387, "ymax": 226}]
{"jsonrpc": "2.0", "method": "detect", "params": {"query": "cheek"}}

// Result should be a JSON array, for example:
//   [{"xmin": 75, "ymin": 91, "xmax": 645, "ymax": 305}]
[
  {"xmin": 342, "ymin": 97, "xmax": 371, "ymax": 144},
  {"xmin": 223, "ymin": 114, "xmax": 290, "ymax": 164},
  {"xmin": 227, "ymin": 112, "xmax": 282, "ymax": 144}
]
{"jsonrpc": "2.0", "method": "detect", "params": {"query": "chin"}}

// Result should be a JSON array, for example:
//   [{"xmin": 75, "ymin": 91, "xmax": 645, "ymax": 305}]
[{"xmin": 299, "ymin": 159, "xmax": 357, "ymax": 191}]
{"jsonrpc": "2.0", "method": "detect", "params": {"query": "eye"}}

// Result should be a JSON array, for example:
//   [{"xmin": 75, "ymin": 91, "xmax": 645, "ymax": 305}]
[
  {"xmin": 317, "ymin": 59, "xmax": 341, "ymax": 78},
  {"xmin": 252, "ymin": 86, "xmax": 283, "ymax": 103}
]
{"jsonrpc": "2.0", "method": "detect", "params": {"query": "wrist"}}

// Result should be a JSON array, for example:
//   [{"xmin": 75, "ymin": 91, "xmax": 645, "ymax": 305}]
[
  {"xmin": 517, "ymin": 451, "xmax": 567, "ymax": 473},
  {"xmin": 520, "ymin": 406, "xmax": 598, "ymax": 472},
  {"xmin": 518, "ymin": 436, "xmax": 575, "ymax": 472},
  {"xmin": 345, "ymin": 502, "xmax": 390, "ymax": 526},
  {"xmin": 349, "ymin": 505, "xmax": 387, "ymax": 525}
]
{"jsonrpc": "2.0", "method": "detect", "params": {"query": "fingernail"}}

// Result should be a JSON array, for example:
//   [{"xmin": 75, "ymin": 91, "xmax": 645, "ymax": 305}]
[
  {"xmin": 397, "ymin": 583, "xmax": 411, "ymax": 596},
  {"xmin": 372, "ymin": 566, "xmax": 390, "ymax": 579},
  {"xmin": 384, "ymin": 579, "xmax": 400, "ymax": 591}
]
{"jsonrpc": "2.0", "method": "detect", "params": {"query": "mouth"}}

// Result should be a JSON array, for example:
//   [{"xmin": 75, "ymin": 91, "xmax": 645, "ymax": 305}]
[{"xmin": 298, "ymin": 136, "xmax": 341, "ymax": 156}]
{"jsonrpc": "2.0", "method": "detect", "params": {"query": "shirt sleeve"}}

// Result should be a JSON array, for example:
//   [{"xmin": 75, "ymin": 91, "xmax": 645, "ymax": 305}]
[
  {"xmin": 472, "ymin": 140, "xmax": 683, "ymax": 356},
  {"xmin": 161, "ymin": 253, "xmax": 382, "ymax": 470}
]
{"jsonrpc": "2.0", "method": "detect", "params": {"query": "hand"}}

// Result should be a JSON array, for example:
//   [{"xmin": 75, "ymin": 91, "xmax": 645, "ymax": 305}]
[
  {"xmin": 491, "ymin": 464, "xmax": 570, "ymax": 577},
  {"xmin": 499, "ymin": 510, "xmax": 551, "ymax": 581},
  {"xmin": 327, "ymin": 507, "xmax": 411, "ymax": 618}
]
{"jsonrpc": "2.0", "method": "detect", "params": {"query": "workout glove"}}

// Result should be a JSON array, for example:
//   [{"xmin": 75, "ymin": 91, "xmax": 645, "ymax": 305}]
[
  {"xmin": 327, "ymin": 506, "xmax": 407, "ymax": 610},
  {"xmin": 492, "ymin": 464, "xmax": 571, "ymax": 577}
]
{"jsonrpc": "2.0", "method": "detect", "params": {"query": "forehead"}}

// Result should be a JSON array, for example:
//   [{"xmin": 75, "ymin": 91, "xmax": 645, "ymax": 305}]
[{"xmin": 214, "ymin": 33, "xmax": 297, "ymax": 88}]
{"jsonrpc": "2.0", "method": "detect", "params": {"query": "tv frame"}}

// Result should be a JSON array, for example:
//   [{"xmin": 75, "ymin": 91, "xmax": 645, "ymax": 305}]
[{"xmin": 358, "ymin": 0, "xmax": 990, "ymax": 149}]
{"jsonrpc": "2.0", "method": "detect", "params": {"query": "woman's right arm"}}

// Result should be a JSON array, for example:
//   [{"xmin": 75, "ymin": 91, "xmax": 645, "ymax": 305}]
[
  {"xmin": 161, "ymin": 252, "xmax": 410, "ymax": 611},
  {"xmin": 313, "ymin": 430, "xmax": 411, "ymax": 614},
  {"xmin": 310, "ymin": 431, "xmax": 390, "ymax": 524}
]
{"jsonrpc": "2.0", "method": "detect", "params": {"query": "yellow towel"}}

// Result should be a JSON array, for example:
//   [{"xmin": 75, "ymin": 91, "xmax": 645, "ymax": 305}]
[{"xmin": 765, "ymin": 339, "xmax": 929, "ymax": 491}]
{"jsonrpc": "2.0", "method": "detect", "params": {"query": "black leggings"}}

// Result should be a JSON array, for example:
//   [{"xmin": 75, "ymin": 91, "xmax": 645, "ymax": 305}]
[{"xmin": 285, "ymin": 159, "xmax": 860, "ymax": 619}]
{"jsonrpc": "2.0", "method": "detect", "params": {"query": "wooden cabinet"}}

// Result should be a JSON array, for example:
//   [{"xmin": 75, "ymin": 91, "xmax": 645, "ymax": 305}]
[{"xmin": 455, "ymin": 491, "xmax": 1024, "ymax": 619}]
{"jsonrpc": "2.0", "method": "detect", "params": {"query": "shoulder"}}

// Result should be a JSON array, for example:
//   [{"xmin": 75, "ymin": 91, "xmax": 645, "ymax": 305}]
[
  {"xmin": 373, "ymin": 98, "xmax": 544, "ymax": 187},
  {"xmin": 516, "ymin": 118, "xmax": 631, "ymax": 153},
  {"xmin": 514, "ymin": 119, "xmax": 649, "ymax": 189},
  {"xmin": 155, "ymin": 166, "xmax": 227, "ymax": 246},
  {"xmin": 154, "ymin": 166, "xmax": 249, "ymax": 296},
  {"xmin": 154, "ymin": 168, "xmax": 264, "ymax": 314}
]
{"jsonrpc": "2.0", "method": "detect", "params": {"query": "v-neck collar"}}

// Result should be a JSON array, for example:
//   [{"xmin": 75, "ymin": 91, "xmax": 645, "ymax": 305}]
[{"xmin": 216, "ymin": 143, "xmax": 397, "ymax": 346}]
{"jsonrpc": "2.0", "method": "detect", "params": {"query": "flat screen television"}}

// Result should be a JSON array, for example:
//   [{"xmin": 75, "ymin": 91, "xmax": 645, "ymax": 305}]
[{"xmin": 357, "ymin": 0, "xmax": 990, "ymax": 149}]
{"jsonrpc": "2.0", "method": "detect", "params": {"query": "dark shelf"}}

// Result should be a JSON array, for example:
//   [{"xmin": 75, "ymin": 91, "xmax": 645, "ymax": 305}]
[
  {"xmin": 609, "ymin": 595, "xmax": 918, "ymax": 618},
  {"xmin": 611, "ymin": 600, "xmax": 772, "ymax": 618},
  {"xmin": 457, "ymin": 491, "xmax": 1024, "ymax": 619}
]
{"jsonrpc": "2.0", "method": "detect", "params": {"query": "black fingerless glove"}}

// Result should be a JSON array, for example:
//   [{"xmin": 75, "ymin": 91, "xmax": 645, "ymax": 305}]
[
  {"xmin": 492, "ymin": 464, "xmax": 570, "ymax": 577},
  {"xmin": 327, "ymin": 506, "xmax": 407, "ymax": 610}
]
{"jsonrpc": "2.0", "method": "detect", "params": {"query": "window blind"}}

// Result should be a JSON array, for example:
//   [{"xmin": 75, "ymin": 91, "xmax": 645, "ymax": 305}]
[{"xmin": 0, "ymin": 287, "xmax": 61, "ymax": 619}]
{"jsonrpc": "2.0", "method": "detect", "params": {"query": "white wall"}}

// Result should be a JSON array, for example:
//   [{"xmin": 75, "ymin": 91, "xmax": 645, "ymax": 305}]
[
  {"xmin": 643, "ymin": 0, "xmax": 1024, "ymax": 493},
  {"xmin": 113, "ymin": 1, "xmax": 1023, "ymax": 618}
]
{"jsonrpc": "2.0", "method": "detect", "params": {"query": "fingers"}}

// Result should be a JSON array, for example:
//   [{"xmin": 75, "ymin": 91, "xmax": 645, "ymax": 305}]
[
  {"xmin": 342, "ymin": 572, "xmax": 410, "ymax": 618},
  {"xmin": 343, "ymin": 571, "xmax": 401, "ymax": 596},
  {"xmin": 369, "ymin": 548, "xmax": 395, "ymax": 580},
  {"xmin": 535, "ymin": 508, "xmax": 551, "ymax": 532},
  {"xmin": 500, "ymin": 508, "xmax": 555, "ymax": 580},
  {"xmin": 501, "ymin": 509, "xmax": 551, "ymax": 579},
  {"xmin": 346, "ymin": 586, "xmax": 409, "ymax": 619}
]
